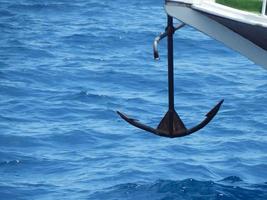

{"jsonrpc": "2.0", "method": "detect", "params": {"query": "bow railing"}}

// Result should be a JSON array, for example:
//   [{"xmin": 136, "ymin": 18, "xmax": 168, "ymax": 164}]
[{"xmin": 262, "ymin": 0, "xmax": 267, "ymax": 15}]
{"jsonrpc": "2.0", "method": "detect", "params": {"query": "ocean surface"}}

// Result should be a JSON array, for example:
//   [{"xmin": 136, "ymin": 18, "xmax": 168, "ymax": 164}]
[{"xmin": 0, "ymin": 0, "xmax": 267, "ymax": 199}]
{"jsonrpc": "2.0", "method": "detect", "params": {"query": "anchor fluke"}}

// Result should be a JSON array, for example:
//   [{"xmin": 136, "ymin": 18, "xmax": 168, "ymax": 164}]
[
  {"xmin": 117, "ymin": 99, "xmax": 223, "ymax": 138},
  {"xmin": 184, "ymin": 99, "xmax": 224, "ymax": 135},
  {"xmin": 206, "ymin": 99, "xmax": 224, "ymax": 118},
  {"xmin": 117, "ymin": 111, "xmax": 160, "ymax": 134}
]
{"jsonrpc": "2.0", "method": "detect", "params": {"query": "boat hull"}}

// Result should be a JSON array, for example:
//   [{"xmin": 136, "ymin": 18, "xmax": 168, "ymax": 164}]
[{"xmin": 165, "ymin": 2, "xmax": 267, "ymax": 69}]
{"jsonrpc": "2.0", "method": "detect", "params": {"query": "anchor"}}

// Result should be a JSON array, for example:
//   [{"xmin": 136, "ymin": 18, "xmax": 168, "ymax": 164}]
[{"xmin": 117, "ymin": 15, "xmax": 224, "ymax": 138}]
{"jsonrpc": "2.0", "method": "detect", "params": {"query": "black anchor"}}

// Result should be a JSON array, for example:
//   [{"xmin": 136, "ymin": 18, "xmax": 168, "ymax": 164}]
[{"xmin": 117, "ymin": 15, "xmax": 223, "ymax": 138}]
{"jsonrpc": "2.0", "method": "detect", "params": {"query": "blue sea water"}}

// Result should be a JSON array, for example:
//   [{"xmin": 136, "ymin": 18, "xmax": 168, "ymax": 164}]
[{"xmin": 0, "ymin": 0, "xmax": 267, "ymax": 199}]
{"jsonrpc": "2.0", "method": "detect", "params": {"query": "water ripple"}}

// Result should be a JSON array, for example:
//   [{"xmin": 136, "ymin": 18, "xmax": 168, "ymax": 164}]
[{"xmin": 0, "ymin": 0, "xmax": 267, "ymax": 199}]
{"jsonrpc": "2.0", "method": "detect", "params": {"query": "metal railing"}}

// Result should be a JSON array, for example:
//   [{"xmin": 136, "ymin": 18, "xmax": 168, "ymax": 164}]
[{"xmin": 262, "ymin": 0, "xmax": 267, "ymax": 15}]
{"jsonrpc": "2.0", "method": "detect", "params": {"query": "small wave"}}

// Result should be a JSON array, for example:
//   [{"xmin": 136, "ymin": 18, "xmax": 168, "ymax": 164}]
[
  {"xmin": 0, "ymin": 9, "xmax": 15, "ymax": 17},
  {"xmin": 8, "ymin": 3, "xmax": 80, "ymax": 13},
  {"xmin": 0, "ymin": 114, "xmax": 33, "ymax": 123},
  {"xmin": 0, "ymin": 134, "xmax": 45, "ymax": 148},
  {"xmin": 0, "ymin": 22, "xmax": 16, "ymax": 32},
  {"xmin": 220, "ymin": 176, "xmax": 243, "ymax": 183},
  {"xmin": 0, "ymin": 160, "xmax": 21, "ymax": 166},
  {"xmin": 72, "ymin": 90, "xmax": 120, "ymax": 107},
  {"xmin": 45, "ymin": 129, "xmax": 98, "ymax": 146},
  {"xmin": 1, "ymin": 46, "xmax": 55, "ymax": 59},
  {"xmin": 90, "ymin": 178, "xmax": 267, "ymax": 200},
  {"xmin": 62, "ymin": 33, "xmax": 95, "ymax": 44}
]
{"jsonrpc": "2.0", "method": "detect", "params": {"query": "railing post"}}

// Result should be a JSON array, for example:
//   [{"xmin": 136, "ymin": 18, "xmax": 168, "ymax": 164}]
[{"xmin": 262, "ymin": 0, "xmax": 267, "ymax": 16}]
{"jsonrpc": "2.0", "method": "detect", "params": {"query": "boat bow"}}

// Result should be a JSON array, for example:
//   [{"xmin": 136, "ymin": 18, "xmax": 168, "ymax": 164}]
[{"xmin": 165, "ymin": 0, "xmax": 267, "ymax": 69}]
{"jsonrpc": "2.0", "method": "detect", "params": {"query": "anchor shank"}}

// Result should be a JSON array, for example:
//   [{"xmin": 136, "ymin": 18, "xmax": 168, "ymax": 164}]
[{"xmin": 167, "ymin": 15, "xmax": 175, "ymax": 134}]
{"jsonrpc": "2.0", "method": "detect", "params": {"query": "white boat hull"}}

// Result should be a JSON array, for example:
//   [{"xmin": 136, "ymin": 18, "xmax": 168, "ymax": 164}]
[{"xmin": 165, "ymin": 2, "xmax": 267, "ymax": 69}]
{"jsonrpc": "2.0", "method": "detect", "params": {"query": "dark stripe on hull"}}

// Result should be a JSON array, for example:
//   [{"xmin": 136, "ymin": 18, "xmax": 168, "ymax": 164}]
[{"xmin": 199, "ymin": 11, "xmax": 267, "ymax": 51}]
